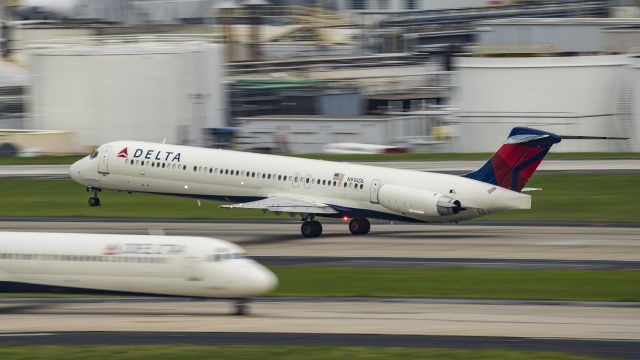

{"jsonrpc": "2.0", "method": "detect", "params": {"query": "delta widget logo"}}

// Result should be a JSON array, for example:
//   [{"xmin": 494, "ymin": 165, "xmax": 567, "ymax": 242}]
[{"xmin": 117, "ymin": 147, "xmax": 128, "ymax": 158}]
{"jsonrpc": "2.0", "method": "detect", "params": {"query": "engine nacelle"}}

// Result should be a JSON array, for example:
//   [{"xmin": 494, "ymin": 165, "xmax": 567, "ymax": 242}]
[{"xmin": 378, "ymin": 184, "xmax": 462, "ymax": 217}]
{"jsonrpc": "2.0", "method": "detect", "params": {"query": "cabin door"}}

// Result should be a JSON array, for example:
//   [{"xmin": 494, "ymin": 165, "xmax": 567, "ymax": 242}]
[
  {"xmin": 184, "ymin": 256, "xmax": 202, "ymax": 282},
  {"xmin": 370, "ymin": 179, "xmax": 381, "ymax": 204},
  {"xmin": 98, "ymin": 146, "xmax": 111, "ymax": 174}
]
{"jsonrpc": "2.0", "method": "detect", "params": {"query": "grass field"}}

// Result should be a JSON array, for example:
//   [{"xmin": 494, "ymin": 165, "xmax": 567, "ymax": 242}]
[
  {"xmin": 0, "ymin": 345, "xmax": 609, "ymax": 360},
  {"xmin": 0, "ymin": 174, "xmax": 638, "ymax": 222},
  {"xmin": 267, "ymin": 266, "xmax": 640, "ymax": 301},
  {"xmin": 1, "ymin": 152, "xmax": 639, "ymax": 165},
  {"xmin": 1, "ymin": 267, "xmax": 638, "ymax": 302}
]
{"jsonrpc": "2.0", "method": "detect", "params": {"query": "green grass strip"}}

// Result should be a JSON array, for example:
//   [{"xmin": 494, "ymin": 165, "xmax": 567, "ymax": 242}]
[
  {"xmin": 0, "ymin": 345, "xmax": 608, "ymax": 360},
  {"xmin": 0, "ymin": 174, "xmax": 638, "ymax": 222},
  {"xmin": 269, "ymin": 266, "xmax": 640, "ymax": 302},
  {"xmin": 1, "ymin": 267, "xmax": 638, "ymax": 302}
]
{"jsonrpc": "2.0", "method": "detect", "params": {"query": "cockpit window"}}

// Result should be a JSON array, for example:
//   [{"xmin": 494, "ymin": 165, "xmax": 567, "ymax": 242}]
[
  {"xmin": 206, "ymin": 252, "xmax": 247, "ymax": 262},
  {"xmin": 89, "ymin": 151, "xmax": 99, "ymax": 160}
]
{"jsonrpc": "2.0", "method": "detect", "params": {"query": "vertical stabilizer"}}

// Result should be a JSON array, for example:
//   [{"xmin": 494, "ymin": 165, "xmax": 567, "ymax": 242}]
[{"xmin": 463, "ymin": 127, "xmax": 561, "ymax": 192}]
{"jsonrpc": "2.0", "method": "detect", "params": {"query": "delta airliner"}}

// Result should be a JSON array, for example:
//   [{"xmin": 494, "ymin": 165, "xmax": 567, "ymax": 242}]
[
  {"xmin": 0, "ymin": 232, "xmax": 277, "ymax": 314},
  {"xmin": 70, "ymin": 127, "xmax": 561, "ymax": 237}
]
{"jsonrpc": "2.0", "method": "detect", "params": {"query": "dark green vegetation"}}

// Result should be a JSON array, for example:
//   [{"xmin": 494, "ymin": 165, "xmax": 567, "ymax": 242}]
[
  {"xmin": 2, "ymin": 267, "xmax": 636, "ymax": 302},
  {"xmin": 269, "ymin": 266, "xmax": 640, "ymax": 301},
  {"xmin": 0, "ymin": 155, "xmax": 83, "ymax": 165},
  {"xmin": 0, "ymin": 345, "xmax": 610, "ymax": 360},
  {"xmin": 0, "ymin": 174, "xmax": 638, "ymax": 222},
  {"xmin": 1, "ymin": 152, "xmax": 638, "ymax": 165}
]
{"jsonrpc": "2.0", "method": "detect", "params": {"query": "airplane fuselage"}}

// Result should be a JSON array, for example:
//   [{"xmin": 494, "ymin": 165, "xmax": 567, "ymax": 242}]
[
  {"xmin": 0, "ymin": 232, "xmax": 277, "ymax": 298},
  {"xmin": 70, "ymin": 141, "xmax": 530, "ymax": 224}
]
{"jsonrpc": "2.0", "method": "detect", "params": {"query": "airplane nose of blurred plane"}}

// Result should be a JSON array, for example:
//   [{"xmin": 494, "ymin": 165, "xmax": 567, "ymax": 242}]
[{"xmin": 249, "ymin": 265, "xmax": 278, "ymax": 295}]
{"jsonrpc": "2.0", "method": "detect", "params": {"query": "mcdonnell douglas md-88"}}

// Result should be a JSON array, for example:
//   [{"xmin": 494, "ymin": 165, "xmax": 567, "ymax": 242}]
[
  {"xmin": 0, "ymin": 232, "xmax": 277, "ymax": 314},
  {"xmin": 70, "ymin": 127, "xmax": 560, "ymax": 237}
]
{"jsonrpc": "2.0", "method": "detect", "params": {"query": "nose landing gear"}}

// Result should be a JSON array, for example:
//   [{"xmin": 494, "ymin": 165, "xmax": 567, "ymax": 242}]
[
  {"xmin": 349, "ymin": 218, "xmax": 370, "ymax": 235},
  {"xmin": 86, "ymin": 186, "xmax": 102, "ymax": 207},
  {"xmin": 234, "ymin": 298, "xmax": 250, "ymax": 316}
]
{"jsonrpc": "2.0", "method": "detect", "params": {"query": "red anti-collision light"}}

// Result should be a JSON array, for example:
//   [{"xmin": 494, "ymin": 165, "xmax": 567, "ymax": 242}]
[{"xmin": 342, "ymin": 216, "xmax": 349, "ymax": 221}]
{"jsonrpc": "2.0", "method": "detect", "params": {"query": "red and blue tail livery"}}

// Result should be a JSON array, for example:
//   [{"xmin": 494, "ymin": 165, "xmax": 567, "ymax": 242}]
[{"xmin": 463, "ymin": 127, "xmax": 561, "ymax": 192}]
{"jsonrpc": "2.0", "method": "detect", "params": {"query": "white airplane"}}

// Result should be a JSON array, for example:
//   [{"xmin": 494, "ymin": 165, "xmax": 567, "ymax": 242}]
[
  {"xmin": 69, "ymin": 127, "xmax": 561, "ymax": 237},
  {"xmin": 0, "ymin": 232, "xmax": 277, "ymax": 315}
]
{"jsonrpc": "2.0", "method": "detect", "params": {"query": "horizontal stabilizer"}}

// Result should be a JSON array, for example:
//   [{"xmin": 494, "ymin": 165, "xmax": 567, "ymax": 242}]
[
  {"xmin": 559, "ymin": 135, "xmax": 629, "ymax": 140},
  {"xmin": 521, "ymin": 187, "xmax": 542, "ymax": 192}
]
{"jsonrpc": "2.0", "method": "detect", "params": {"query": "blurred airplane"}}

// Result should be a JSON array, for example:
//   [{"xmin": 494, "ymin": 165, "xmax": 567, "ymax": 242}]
[
  {"xmin": 0, "ymin": 232, "xmax": 277, "ymax": 314},
  {"xmin": 70, "ymin": 127, "xmax": 561, "ymax": 237},
  {"xmin": 322, "ymin": 143, "xmax": 410, "ymax": 154}
]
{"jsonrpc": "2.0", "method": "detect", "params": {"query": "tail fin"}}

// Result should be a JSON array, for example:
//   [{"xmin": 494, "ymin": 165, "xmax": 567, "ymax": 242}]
[{"xmin": 463, "ymin": 127, "xmax": 561, "ymax": 192}]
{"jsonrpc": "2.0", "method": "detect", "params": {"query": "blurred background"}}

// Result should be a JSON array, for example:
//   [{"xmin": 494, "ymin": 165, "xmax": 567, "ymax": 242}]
[{"xmin": 0, "ymin": 0, "xmax": 639, "ymax": 156}]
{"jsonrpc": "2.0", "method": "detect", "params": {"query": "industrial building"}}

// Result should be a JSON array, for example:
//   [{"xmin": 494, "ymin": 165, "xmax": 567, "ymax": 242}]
[
  {"xmin": 451, "ymin": 54, "xmax": 635, "ymax": 152},
  {"xmin": 28, "ymin": 37, "xmax": 224, "ymax": 149}
]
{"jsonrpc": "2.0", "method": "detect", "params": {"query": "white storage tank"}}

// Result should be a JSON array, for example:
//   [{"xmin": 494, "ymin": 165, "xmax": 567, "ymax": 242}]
[
  {"xmin": 29, "ymin": 38, "xmax": 224, "ymax": 150},
  {"xmin": 631, "ymin": 56, "xmax": 640, "ymax": 152},
  {"xmin": 452, "ymin": 55, "xmax": 633, "ymax": 152}
]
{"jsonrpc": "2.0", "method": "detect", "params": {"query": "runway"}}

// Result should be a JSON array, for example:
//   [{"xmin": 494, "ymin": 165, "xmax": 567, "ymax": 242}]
[
  {"xmin": 1, "ymin": 299, "xmax": 639, "ymax": 340},
  {"xmin": 2, "ymin": 159, "xmax": 639, "ymax": 178},
  {"xmin": 0, "ymin": 220, "xmax": 638, "ymax": 261},
  {"xmin": 1, "ymin": 220, "xmax": 638, "ymax": 356}
]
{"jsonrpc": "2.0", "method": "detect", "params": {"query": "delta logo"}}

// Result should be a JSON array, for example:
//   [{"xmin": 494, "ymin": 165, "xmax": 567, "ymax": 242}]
[
  {"xmin": 132, "ymin": 148, "xmax": 182, "ymax": 162},
  {"xmin": 103, "ymin": 244, "xmax": 121, "ymax": 256},
  {"xmin": 117, "ymin": 146, "xmax": 182, "ymax": 162},
  {"xmin": 117, "ymin": 147, "xmax": 128, "ymax": 158}
]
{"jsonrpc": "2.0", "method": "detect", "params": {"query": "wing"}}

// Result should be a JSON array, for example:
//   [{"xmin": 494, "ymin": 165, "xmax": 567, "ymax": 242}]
[{"xmin": 220, "ymin": 195, "xmax": 339, "ymax": 214}]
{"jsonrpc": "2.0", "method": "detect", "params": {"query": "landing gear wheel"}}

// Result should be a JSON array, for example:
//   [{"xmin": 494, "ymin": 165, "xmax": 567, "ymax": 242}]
[
  {"xmin": 234, "ymin": 299, "xmax": 249, "ymax": 316},
  {"xmin": 301, "ymin": 220, "xmax": 322, "ymax": 238},
  {"xmin": 86, "ymin": 186, "xmax": 102, "ymax": 207},
  {"xmin": 349, "ymin": 218, "xmax": 370, "ymax": 235},
  {"xmin": 88, "ymin": 197, "xmax": 101, "ymax": 207}
]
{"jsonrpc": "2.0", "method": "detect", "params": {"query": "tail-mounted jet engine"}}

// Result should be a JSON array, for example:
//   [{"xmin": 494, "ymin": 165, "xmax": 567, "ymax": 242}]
[{"xmin": 378, "ymin": 184, "xmax": 462, "ymax": 217}]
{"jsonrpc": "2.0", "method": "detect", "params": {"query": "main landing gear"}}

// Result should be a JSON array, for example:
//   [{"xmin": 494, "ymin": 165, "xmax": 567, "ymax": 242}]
[
  {"xmin": 349, "ymin": 218, "xmax": 370, "ymax": 235},
  {"xmin": 86, "ymin": 186, "xmax": 102, "ymax": 207},
  {"xmin": 301, "ymin": 218, "xmax": 323, "ymax": 238},
  {"xmin": 300, "ymin": 216, "xmax": 371, "ymax": 237}
]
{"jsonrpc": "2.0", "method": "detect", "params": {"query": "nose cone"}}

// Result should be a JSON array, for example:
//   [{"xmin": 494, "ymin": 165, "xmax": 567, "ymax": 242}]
[
  {"xmin": 69, "ymin": 160, "xmax": 81, "ymax": 183},
  {"xmin": 69, "ymin": 158, "xmax": 87, "ymax": 184},
  {"xmin": 246, "ymin": 264, "xmax": 278, "ymax": 295}
]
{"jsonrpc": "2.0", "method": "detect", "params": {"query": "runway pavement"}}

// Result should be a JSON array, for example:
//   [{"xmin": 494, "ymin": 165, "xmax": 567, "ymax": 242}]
[
  {"xmin": 1, "ymin": 220, "xmax": 638, "ymax": 354},
  {"xmin": 1, "ymin": 299, "xmax": 639, "ymax": 342},
  {"xmin": 0, "ymin": 220, "xmax": 638, "ymax": 261},
  {"xmin": 2, "ymin": 159, "xmax": 639, "ymax": 178}
]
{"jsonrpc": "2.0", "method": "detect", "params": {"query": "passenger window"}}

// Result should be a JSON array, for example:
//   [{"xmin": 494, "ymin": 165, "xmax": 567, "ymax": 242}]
[
  {"xmin": 183, "ymin": 165, "xmax": 187, "ymax": 170},
  {"xmin": 162, "ymin": 163, "xmax": 166, "ymax": 168},
  {"xmin": 236, "ymin": 170, "xmax": 240, "ymax": 176},
  {"xmin": 360, "ymin": 184, "xmax": 364, "ymax": 189},
  {"xmin": 209, "ymin": 168, "xmax": 213, "ymax": 174},
  {"xmin": 306, "ymin": 178, "xmax": 310, "ymax": 183},
  {"xmin": 333, "ymin": 181, "xmax": 337, "ymax": 186},
  {"xmin": 344, "ymin": 182, "xmax": 347, "ymax": 187},
  {"xmin": 141, "ymin": 161, "xmax": 145, "ymax": 166}
]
